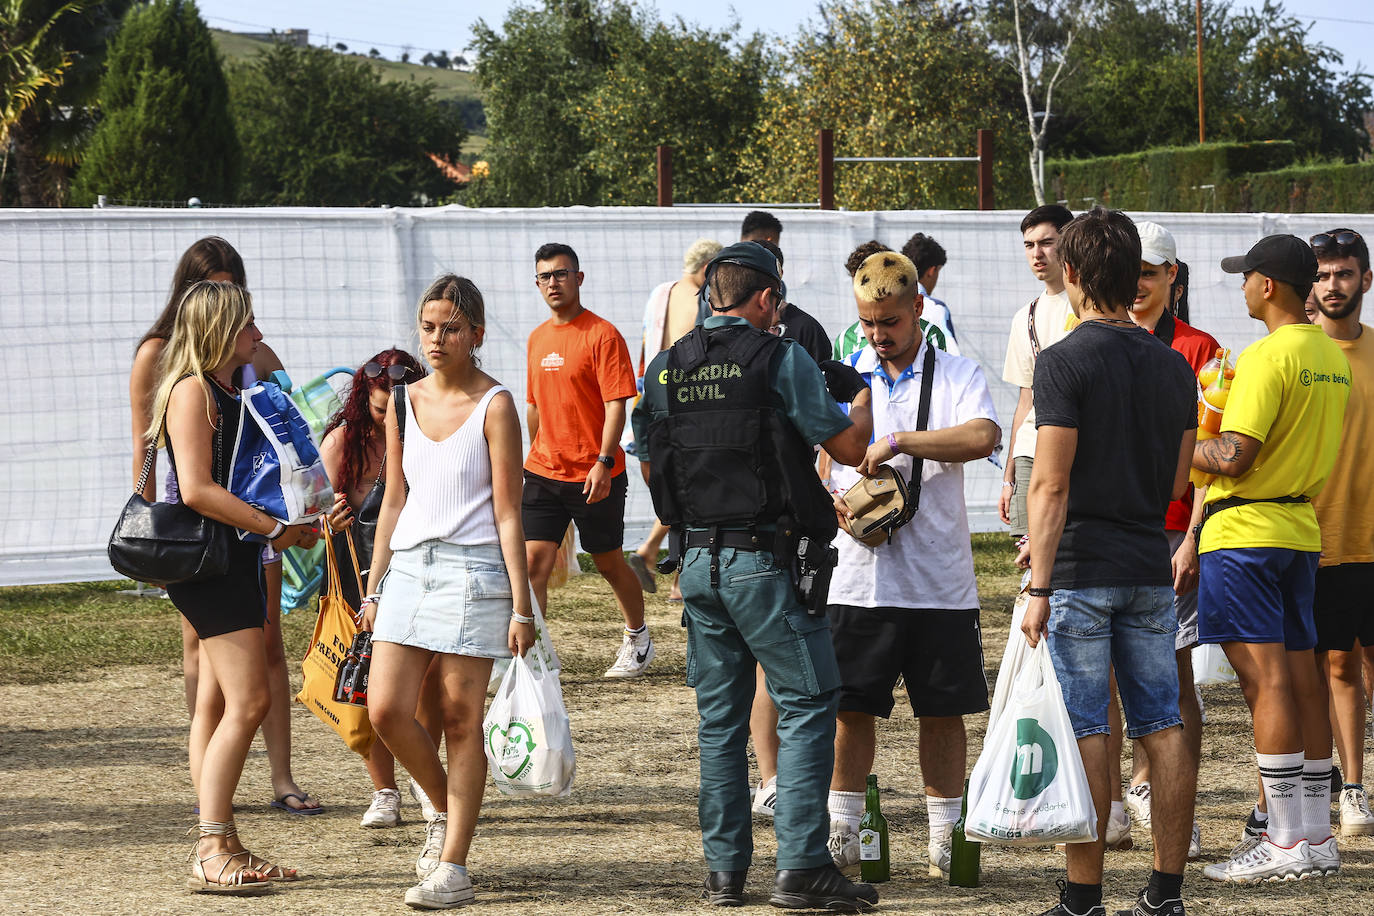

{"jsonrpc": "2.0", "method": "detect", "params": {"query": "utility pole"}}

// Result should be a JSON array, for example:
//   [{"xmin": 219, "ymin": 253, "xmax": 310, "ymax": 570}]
[{"xmin": 1196, "ymin": 0, "xmax": 1205, "ymax": 143}]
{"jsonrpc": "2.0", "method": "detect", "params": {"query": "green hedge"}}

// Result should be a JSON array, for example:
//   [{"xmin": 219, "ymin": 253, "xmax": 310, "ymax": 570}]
[
  {"xmin": 1218, "ymin": 161, "xmax": 1374, "ymax": 213},
  {"xmin": 1047, "ymin": 141, "xmax": 1297, "ymax": 211}
]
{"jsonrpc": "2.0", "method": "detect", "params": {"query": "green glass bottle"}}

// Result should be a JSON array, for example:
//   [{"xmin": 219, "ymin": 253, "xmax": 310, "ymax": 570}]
[
  {"xmin": 858, "ymin": 774, "xmax": 890, "ymax": 882},
  {"xmin": 948, "ymin": 778, "xmax": 981, "ymax": 887}
]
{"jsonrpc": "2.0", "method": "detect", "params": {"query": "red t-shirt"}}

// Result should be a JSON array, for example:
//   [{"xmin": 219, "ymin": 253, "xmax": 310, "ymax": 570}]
[
  {"xmin": 525, "ymin": 308, "xmax": 638, "ymax": 482},
  {"xmin": 1153, "ymin": 314, "xmax": 1221, "ymax": 531}
]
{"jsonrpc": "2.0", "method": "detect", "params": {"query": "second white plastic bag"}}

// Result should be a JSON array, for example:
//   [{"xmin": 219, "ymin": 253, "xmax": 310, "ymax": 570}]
[
  {"xmin": 483, "ymin": 651, "xmax": 575, "ymax": 797},
  {"xmin": 966, "ymin": 639, "xmax": 1097, "ymax": 845}
]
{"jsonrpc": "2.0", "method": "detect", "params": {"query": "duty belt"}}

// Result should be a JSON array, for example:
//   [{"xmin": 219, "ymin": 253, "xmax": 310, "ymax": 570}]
[{"xmin": 683, "ymin": 526, "xmax": 776, "ymax": 587}]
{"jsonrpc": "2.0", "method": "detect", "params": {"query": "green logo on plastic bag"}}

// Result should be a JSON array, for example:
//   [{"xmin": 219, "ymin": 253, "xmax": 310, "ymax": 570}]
[
  {"xmin": 1010, "ymin": 718, "xmax": 1058, "ymax": 800},
  {"xmin": 488, "ymin": 719, "xmax": 537, "ymax": 779}
]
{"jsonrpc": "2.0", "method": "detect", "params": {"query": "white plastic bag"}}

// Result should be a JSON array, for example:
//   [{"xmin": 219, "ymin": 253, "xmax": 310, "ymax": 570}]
[
  {"xmin": 988, "ymin": 587, "xmax": 1031, "ymax": 727},
  {"xmin": 488, "ymin": 594, "xmax": 561, "ymax": 692},
  {"xmin": 967, "ymin": 640, "xmax": 1097, "ymax": 845},
  {"xmin": 1192, "ymin": 643, "xmax": 1238, "ymax": 686},
  {"xmin": 483, "ymin": 651, "xmax": 575, "ymax": 797}
]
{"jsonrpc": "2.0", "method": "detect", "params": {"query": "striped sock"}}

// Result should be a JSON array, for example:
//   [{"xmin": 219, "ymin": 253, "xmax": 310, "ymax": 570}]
[
  {"xmin": 1304, "ymin": 756, "xmax": 1334, "ymax": 843},
  {"xmin": 1257, "ymin": 751, "xmax": 1306, "ymax": 847}
]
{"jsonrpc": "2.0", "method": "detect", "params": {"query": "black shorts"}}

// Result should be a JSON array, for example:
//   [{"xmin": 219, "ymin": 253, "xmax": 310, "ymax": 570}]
[
  {"xmin": 1314, "ymin": 562, "xmax": 1374, "ymax": 653},
  {"xmin": 828, "ymin": 604, "xmax": 990, "ymax": 718},
  {"xmin": 521, "ymin": 469, "xmax": 627, "ymax": 555},
  {"xmin": 166, "ymin": 537, "xmax": 267, "ymax": 639}
]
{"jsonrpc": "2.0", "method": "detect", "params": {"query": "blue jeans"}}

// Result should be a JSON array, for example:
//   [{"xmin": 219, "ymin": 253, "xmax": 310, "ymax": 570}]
[
  {"xmin": 1046, "ymin": 585, "xmax": 1182, "ymax": 740},
  {"xmin": 679, "ymin": 545, "xmax": 840, "ymax": 871}
]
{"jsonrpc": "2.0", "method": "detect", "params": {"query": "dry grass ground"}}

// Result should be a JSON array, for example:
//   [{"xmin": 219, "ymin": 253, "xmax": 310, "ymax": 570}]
[{"xmin": 1, "ymin": 536, "xmax": 1370, "ymax": 914}]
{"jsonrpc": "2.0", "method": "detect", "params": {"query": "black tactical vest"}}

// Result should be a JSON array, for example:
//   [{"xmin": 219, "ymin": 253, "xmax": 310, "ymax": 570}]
[{"xmin": 646, "ymin": 324, "xmax": 838, "ymax": 540}]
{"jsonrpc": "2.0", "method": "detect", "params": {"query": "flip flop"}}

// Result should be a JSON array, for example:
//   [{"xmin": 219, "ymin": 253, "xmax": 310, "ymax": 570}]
[
  {"xmin": 626, "ymin": 553, "xmax": 658, "ymax": 594},
  {"xmin": 269, "ymin": 792, "xmax": 324, "ymax": 815}
]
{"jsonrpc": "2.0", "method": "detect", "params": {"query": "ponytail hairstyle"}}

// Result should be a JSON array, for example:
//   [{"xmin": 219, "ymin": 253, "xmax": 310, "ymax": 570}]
[
  {"xmin": 145, "ymin": 280, "xmax": 253, "ymax": 445},
  {"xmin": 322, "ymin": 348, "xmax": 426, "ymax": 495},
  {"xmin": 140, "ymin": 237, "xmax": 247, "ymax": 350}
]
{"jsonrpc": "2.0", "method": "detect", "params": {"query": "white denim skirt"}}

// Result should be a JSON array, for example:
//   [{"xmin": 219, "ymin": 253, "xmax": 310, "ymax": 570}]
[{"xmin": 373, "ymin": 541, "xmax": 513, "ymax": 658}]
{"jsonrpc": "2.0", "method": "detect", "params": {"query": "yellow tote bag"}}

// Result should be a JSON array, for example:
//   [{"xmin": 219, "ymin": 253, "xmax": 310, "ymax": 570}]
[{"xmin": 296, "ymin": 531, "xmax": 375, "ymax": 756}]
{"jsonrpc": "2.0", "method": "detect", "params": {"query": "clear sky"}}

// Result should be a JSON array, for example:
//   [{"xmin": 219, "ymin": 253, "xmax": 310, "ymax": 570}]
[{"xmin": 196, "ymin": 1, "xmax": 1372, "ymax": 73}]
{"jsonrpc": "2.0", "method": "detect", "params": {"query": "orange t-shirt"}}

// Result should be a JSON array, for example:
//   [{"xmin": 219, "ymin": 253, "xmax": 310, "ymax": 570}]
[{"xmin": 525, "ymin": 308, "xmax": 638, "ymax": 482}]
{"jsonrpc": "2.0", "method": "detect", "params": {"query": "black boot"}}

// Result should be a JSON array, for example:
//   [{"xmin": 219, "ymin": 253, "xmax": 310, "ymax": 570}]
[
  {"xmin": 770, "ymin": 863, "xmax": 877, "ymax": 912},
  {"xmin": 703, "ymin": 871, "xmax": 746, "ymax": 907}
]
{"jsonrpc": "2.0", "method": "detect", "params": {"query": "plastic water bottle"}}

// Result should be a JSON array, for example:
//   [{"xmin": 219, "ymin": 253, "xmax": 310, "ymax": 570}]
[{"xmin": 858, "ymin": 774, "xmax": 890, "ymax": 882}]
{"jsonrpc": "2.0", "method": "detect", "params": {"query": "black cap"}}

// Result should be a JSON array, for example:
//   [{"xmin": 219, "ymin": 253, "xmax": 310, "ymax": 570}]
[
  {"xmin": 706, "ymin": 241, "xmax": 782, "ymax": 283},
  {"xmin": 1220, "ymin": 234, "xmax": 1317, "ymax": 290}
]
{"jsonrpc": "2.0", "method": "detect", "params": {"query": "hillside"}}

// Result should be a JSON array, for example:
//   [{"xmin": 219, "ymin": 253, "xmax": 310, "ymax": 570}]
[{"xmin": 210, "ymin": 29, "xmax": 487, "ymax": 155}]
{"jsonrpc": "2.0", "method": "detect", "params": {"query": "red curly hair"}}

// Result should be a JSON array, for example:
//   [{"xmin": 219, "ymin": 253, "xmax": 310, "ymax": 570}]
[{"xmin": 324, "ymin": 348, "xmax": 426, "ymax": 496}]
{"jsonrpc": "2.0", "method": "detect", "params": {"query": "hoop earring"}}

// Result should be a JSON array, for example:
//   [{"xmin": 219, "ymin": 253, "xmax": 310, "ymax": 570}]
[{"xmin": 470, "ymin": 347, "xmax": 481, "ymax": 369}]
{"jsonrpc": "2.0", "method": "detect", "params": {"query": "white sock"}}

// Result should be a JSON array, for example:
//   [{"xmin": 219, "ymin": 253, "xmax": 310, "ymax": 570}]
[
  {"xmin": 432, "ymin": 862, "xmax": 468, "ymax": 880},
  {"xmin": 925, "ymin": 795, "xmax": 961, "ymax": 835},
  {"xmin": 1252, "ymin": 803, "xmax": 1269, "ymax": 825},
  {"xmin": 1304, "ymin": 756, "xmax": 1334, "ymax": 843},
  {"xmin": 1110, "ymin": 800, "xmax": 1125, "ymax": 821},
  {"xmin": 1257, "ymin": 751, "xmax": 1306, "ymax": 847},
  {"xmin": 828, "ymin": 790, "xmax": 863, "ymax": 831}
]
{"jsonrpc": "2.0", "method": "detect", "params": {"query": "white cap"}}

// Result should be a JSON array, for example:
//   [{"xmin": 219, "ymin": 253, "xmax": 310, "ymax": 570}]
[{"xmin": 1137, "ymin": 220, "xmax": 1177, "ymax": 265}]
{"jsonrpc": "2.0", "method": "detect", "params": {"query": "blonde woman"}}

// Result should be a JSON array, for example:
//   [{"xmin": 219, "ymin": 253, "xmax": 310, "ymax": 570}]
[
  {"xmin": 150, "ymin": 280, "xmax": 320, "ymax": 891},
  {"xmin": 362, "ymin": 275, "xmax": 535, "ymax": 908}
]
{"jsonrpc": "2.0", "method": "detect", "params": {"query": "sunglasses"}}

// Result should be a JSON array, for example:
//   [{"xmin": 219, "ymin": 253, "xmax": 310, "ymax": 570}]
[
  {"xmin": 363, "ymin": 362, "xmax": 414, "ymax": 382},
  {"xmin": 535, "ymin": 268, "xmax": 575, "ymax": 285},
  {"xmin": 1310, "ymin": 230, "xmax": 1363, "ymax": 251}
]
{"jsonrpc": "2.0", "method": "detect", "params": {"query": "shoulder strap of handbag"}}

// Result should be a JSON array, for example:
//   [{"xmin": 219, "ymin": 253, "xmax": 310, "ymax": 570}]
[
  {"xmin": 906, "ymin": 341, "xmax": 937, "ymax": 511},
  {"xmin": 1027, "ymin": 296, "xmax": 1041, "ymax": 359},
  {"xmin": 393, "ymin": 383, "xmax": 407, "ymax": 442},
  {"xmin": 134, "ymin": 387, "xmax": 223, "ymax": 496}
]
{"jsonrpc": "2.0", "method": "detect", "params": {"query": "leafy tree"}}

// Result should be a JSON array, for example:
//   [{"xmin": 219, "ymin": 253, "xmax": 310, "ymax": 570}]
[
  {"xmin": 334, "ymin": 42, "xmax": 347, "ymax": 52},
  {"xmin": 69, "ymin": 0, "xmax": 236, "ymax": 206},
  {"xmin": 740, "ymin": 0, "xmax": 1029, "ymax": 210},
  {"xmin": 368, "ymin": 47, "xmax": 380, "ymax": 59},
  {"xmin": 1, "ymin": 0, "xmax": 132, "ymax": 206},
  {"xmin": 420, "ymin": 51, "xmax": 434, "ymax": 66},
  {"xmin": 228, "ymin": 42, "xmax": 465, "ymax": 206},
  {"xmin": 400, "ymin": 50, "xmax": 410, "ymax": 63}
]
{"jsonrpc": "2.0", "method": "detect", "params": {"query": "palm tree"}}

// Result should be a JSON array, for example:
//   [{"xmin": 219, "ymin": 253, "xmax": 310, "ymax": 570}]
[{"xmin": 1, "ymin": 1, "xmax": 83, "ymax": 201}]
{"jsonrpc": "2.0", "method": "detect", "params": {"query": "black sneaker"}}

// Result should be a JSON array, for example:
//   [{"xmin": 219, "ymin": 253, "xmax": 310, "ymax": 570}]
[
  {"xmin": 1114, "ymin": 888, "xmax": 1185, "ymax": 916},
  {"xmin": 1037, "ymin": 879, "xmax": 1107, "ymax": 916},
  {"xmin": 770, "ymin": 863, "xmax": 877, "ymax": 912},
  {"xmin": 703, "ymin": 871, "xmax": 746, "ymax": 907}
]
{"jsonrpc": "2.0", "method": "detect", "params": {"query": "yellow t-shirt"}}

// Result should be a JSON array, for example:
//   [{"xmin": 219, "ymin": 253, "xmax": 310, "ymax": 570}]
[
  {"xmin": 1314, "ymin": 327, "xmax": 1374, "ymax": 565},
  {"xmin": 1201, "ymin": 323, "xmax": 1351, "ymax": 553}
]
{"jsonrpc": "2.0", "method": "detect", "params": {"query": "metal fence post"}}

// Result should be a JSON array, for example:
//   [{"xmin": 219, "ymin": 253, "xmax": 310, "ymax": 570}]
[
  {"xmin": 977, "ymin": 129, "xmax": 994, "ymax": 210},
  {"xmin": 656, "ymin": 146, "xmax": 673, "ymax": 207}
]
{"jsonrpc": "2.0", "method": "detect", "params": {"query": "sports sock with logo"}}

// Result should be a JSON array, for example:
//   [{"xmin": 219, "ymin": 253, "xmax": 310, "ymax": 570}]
[
  {"xmin": 626, "ymin": 624, "xmax": 647, "ymax": 636},
  {"xmin": 828, "ymin": 790, "xmax": 864, "ymax": 832},
  {"xmin": 1257, "ymin": 750, "xmax": 1306, "ymax": 846},
  {"xmin": 1304, "ymin": 756, "xmax": 1334, "ymax": 843}
]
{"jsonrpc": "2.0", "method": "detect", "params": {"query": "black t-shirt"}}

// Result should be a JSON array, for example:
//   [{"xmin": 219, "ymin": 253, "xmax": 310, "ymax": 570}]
[
  {"xmin": 1033, "ymin": 320, "xmax": 1197, "ymax": 588},
  {"xmin": 780, "ymin": 302, "xmax": 831, "ymax": 366}
]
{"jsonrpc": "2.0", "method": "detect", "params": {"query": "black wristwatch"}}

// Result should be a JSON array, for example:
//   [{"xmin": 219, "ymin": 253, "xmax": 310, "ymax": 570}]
[{"xmin": 595, "ymin": 454, "xmax": 614, "ymax": 468}]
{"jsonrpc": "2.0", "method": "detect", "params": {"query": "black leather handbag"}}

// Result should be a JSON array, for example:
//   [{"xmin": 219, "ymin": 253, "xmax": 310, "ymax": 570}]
[
  {"xmin": 352, "ymin": 467, "xmax": 383, "ymax": 574},
  {"xmin": 108, "ymin": 410, "xmax": 232, "ymax": 585}
]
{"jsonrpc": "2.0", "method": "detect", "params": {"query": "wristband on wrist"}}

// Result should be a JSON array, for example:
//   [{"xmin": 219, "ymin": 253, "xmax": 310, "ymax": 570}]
[
  {"xmin": 886, "ymin": 432, "xmax": 900, "ymax": 456},
  {"xmin": 361, "ymin": 594, "xmax": 381, "ymax": 605},
  {"xmin": 267, "ymin": 521, "xmax": 285, "ymax": 540},
  {"xmin": 1002, "ymin": 481, "xmax": 1016, "ymax": 490},
  {"xmin": 511, "ymin": 611, "xmax": 535, "ymax": 624},
  {"xmin": 1028, "ymin": 586, "xmax": 1053, "ymax": 598}
]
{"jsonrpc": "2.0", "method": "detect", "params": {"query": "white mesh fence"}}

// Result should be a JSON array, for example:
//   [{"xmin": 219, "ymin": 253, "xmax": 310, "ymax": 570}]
[{"xmin": 0, "ymin": 205, "xmax": 1350, "ymax": 585}]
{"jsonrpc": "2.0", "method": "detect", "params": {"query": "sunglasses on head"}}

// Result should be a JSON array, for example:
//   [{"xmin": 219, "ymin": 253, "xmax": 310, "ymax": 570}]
[
  {"xmin": 363, "ymin": 362, "xmax": 413, "ymax": 382},
  {"xmin": 1310, "ymin": 230, "xmax": 1363, "ymax": 251}
]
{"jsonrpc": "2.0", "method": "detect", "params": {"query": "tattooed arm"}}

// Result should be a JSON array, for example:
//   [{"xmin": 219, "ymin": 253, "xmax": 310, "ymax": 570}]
[{"xmin": 1192, "ymin": 430, "xmax": 1262, "ymax": 478}]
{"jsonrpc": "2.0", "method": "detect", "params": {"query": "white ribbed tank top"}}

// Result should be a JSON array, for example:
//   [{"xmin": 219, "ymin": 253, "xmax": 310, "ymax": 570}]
[{"xmin": 389, "ymin": 385, "xmax": 506, "ymax": 550}]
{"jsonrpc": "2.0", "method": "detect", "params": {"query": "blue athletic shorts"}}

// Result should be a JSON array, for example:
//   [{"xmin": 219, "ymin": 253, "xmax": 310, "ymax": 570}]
[{"xmin": 1198, "ymin": 547, "xmax": 1318, "ymax": 650}]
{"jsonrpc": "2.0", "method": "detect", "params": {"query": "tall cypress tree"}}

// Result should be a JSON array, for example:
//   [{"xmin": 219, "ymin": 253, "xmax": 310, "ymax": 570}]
[{"xmin": 69, "ymin": 0, "xmax": 237, "ymax": 206}]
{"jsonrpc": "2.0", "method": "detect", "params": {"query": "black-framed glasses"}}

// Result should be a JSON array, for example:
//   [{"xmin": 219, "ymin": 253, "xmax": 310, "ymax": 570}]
[
  {"xmin": 1311, "ymin": 230, "xmax": 1363, "ymax": 251},
  {"xmin": 535, "ymin": 268, "xmax": 575, "ymax": 285},
  {"xmin": 363, "ymin": 361, "xmax": 414, "ymax": 382}
]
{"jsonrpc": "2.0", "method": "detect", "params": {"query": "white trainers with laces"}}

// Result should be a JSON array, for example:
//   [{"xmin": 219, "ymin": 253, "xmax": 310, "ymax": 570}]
[
  {"xmin": 751, "ymin": 777, "xmax": 777, "ymax": 818},
  {"xmin": 410, "ymin": 777, "xmax": 438, "ymax": 823},
  {"xmin": 416, "ymin": 812, "xmax": 448, "ymax": 879},
  {"xmin": 604, "ymin": 629, "xmax": 655, "ymax": 678},
  {"xmin": 1124, "ymin": 782, "xmax": 1152, "ymax": 829},
  {"xmin": 1188, "ymin": 821, "xmax": 1202, "ymax": 860},
  {"xmin": 1307, "ymin": 836, "xmax": 1340, "ymax": 877},
  {"xmin": 928, "ymin": 823, "xmax": 953, "ymax": 878},
  {"xmin": 827, "ymin": 819, "xmax": 860, "ymax": 873},
  {"xmin": 1105, "ymin": 806, "xmax": 1133, "ymax": 850},
  {"xmin": 1203, "ymin": 835, "xmax": 1310, "ymax": 883},
  {"xmin": 1339, "ymin": 785, "xmax": 1374, "ymax": 837},
  {"xmin": 361, "ymin": 787, "xmax": 402, "ymax": 828},
  {"xmin": 405, "ymin": 861, "xmax": 474, "ymax": 909}
]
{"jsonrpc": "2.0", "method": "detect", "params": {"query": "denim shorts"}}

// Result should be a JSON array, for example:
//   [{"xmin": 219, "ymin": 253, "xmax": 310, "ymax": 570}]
[
  {"xmin": 373, "ymin": 541, "xmax": 514, "ymax": 658},
  {"xmin": 1045, "ymin": 584, "xmax": 1182, "ymax": 740}
]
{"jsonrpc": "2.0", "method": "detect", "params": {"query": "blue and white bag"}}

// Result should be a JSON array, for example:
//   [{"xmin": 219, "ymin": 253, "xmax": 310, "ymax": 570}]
[{"xmin": 230, "ymin": 382, "xmax": 333, "ymax": 540}]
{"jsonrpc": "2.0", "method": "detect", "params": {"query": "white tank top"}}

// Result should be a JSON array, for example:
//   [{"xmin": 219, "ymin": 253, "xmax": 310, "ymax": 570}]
[{"xmin": 389, "ymin": 384, "xmax": 506, "ymax": 550}]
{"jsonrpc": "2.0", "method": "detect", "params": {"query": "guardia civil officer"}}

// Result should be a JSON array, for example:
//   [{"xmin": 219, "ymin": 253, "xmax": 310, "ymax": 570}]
[{"xmin": 632, "ymin": 242, "xmax": 877, "ymax": 911}]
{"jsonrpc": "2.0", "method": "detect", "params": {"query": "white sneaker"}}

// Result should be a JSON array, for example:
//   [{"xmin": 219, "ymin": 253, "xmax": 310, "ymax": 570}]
[
  {"xmin": 1105, "ymin": 806, "xmax": 1133, "ymax": 850},
  {"xmin": 827, "ymin": 819, "xmax": 860, "ymax": 873},
  {"xmin": 1196, "ymin": 685, "xmax": 1208, "ymax": 725},
  {"xmin": 416, "ymin": 812, "xmax": 448, "ymax": 879},
  {"xmin": 928, "ymin": 823, "xmax": 953, "ymax": 878},
  {"xmin": 751, "ymin": 777, "xmax": 777, "ymax": 818},
  {"xmin": 1340, "ymin": 785, "xmax": 1374, "ymax": 836},
  {"xmin": 1203, "ymin": 835, "xmax": 1310, "ymax": 883},
  {"xmin": 1188, "ymin": 821, "xmax": 1202, "ymax": 860},
  {"xmin": 361, "ymin": 787, "xmax": 402, "ymax": 828},
  {"xmin": 410, "ymin": 777, "xmax": 438, "ymax": 823},
  {"xmin": 1307, "ymin": 835, "xmax": 1340, "ymax": 877},
  {"xmin": 604, "ymin": 629, "xmax": 654, "ymax": 678},
  {"xmin": 1124, "ymin": 783, "xmax": 1152, "ymax": 829},
  {"xmin": 405, "ymin": 862, "xmax": 474, "ymax": 909}
]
